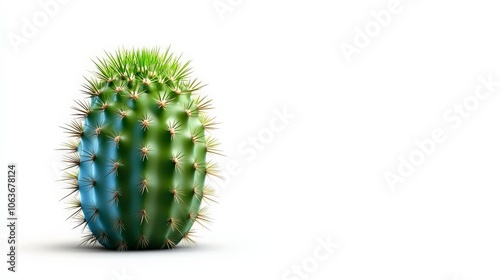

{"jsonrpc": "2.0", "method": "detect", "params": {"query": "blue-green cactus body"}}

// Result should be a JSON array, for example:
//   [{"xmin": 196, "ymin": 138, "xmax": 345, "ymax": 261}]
[{"xmin": 61, "ymin": 48, "xmax": 219, "ymax": 250}]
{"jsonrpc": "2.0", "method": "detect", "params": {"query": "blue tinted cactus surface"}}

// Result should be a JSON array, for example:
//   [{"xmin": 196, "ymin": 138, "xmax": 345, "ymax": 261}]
[{"xmin": 60, "ymin": 48, "xmax": 221, "ymax": 250}]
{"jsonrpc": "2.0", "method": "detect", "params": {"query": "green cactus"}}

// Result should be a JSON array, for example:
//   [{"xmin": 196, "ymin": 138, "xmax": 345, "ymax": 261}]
[{"xmin": 60, "ymin": 48, "xmax": 221, "ymax": 250}]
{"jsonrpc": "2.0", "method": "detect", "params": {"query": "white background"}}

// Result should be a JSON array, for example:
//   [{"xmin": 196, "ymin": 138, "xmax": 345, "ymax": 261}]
[{"xmin": 1, "ymin": 0, "xmax": 500, "ymax": 279}]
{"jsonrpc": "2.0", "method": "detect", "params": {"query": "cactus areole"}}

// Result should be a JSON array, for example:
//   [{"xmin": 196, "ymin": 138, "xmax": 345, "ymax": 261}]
[{"xmin": 60, "ymin": 48, "xmax": 221, "ymax": 250}]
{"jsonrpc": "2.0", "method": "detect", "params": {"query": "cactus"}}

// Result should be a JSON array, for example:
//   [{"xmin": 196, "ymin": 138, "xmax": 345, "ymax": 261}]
[{"xmin": 60, "ymin": 48, "xmax": 221, "ymax": 250}]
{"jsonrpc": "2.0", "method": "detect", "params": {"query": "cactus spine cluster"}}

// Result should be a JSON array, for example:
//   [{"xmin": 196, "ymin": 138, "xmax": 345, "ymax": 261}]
[{"xmin": 60, "ymin": 48, "xmax": 221, "ymax": 250}]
